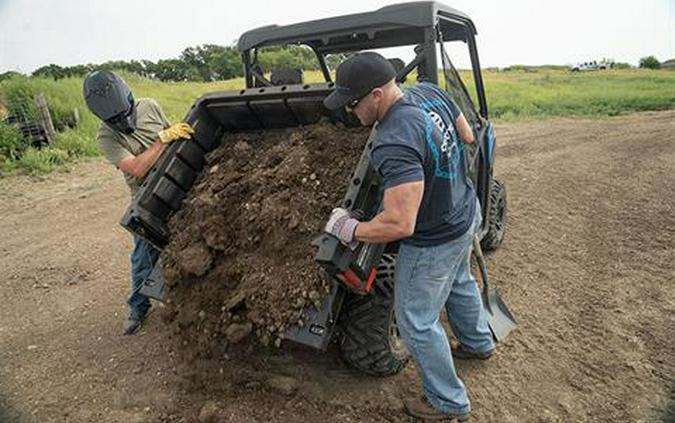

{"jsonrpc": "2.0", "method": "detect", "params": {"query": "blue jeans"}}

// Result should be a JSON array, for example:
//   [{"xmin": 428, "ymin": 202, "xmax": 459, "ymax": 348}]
[
  {"xmin": 394, "ymin": 205, "xmax": 494, "ymax": 414},
  {"xmin": 128, "ymin": 236, "xmax": 159, "ymax": 320}
]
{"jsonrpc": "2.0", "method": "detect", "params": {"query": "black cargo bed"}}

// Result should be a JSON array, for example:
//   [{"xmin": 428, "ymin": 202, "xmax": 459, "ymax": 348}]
[{"xmin": 121, "ymin": 82, "xmax": 338, "ymax": 247}]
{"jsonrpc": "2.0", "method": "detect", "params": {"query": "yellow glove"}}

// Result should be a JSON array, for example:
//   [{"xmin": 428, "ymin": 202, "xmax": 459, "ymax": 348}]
[{"xmin": 158, "ymin": 122, "xmax": 194, "ymax": 144}]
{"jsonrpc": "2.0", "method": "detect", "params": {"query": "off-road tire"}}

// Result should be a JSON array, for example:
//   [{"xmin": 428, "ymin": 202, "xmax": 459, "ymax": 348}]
[
  {"xmin": 338, "ymin": 254, "xmax": 410, "ymax": 376},
  {"xmin": 481, "ymin": 178, "xmax": 507, "ymax": 251}
]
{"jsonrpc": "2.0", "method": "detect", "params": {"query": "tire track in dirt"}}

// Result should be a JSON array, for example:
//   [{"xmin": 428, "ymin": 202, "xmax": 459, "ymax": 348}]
[{"xmin": 469, "ymin": 112, "xmax": 675, "ymax": 422}]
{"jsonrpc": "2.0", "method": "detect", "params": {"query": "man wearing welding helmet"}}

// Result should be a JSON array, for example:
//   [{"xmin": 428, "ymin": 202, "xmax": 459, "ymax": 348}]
[{"xmin": 83, "ymin": 70, "xmax": 193, "ymax": 335}]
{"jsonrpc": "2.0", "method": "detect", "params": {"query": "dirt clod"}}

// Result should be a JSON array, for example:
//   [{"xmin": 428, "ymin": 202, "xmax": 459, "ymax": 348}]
[
  {"xmin": 266, "ymin": 375, "xmax": 299, "ymax": 396},
  {"xmin": 177, "ymin": 242, "xmax": 213, "ymax": 277},
  {"xmin": 225, "ymin": 322, "xmax": 253, "ymax": 344}
]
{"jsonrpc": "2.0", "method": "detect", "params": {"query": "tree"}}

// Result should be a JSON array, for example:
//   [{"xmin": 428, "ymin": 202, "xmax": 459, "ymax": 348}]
[
  {"xmin": 639, "ymin": 56, "xmax": 660, "ymax": 69},
  {"xmin": 70, "ymin": 64, "xmax": 95, "ymax": 77},
  {"xmin": 206, "ymin": 46, "xmax": 243, "ymax": 80},
  {"xmin": 180, "ymin": 44, "xmax": 244, "ymax": 81},
  {"xmin": 258, "ymin": 45, "xmax": 318, "ymax": 72},
  {"xmin": 613, "ymin": 62, "xmax": 632, "ymax": 70},
  {"xmin": 141, "ymin": 60, "xmax": 158, "ymax": 78},
  {"xmin": 180, "ymin": 46, "xmax": 212, "ymax": 81},
  {"xmin": 153, "ymin": 59, "xmax": 201, "ymax": 82},
  {"xmin": 32, "ymin": 64, "xmax": 67, "ymax": 79},
  {"xmin": 325, "ymin": 53, "xmax": 351, "ymax": 71},
  {"xmin": 0, "ymin": 71, "xmax": 24, "ymax": 81},
  {"xmin": 24, "ymin": 42, "xmax": 331, "ymax": 83}
]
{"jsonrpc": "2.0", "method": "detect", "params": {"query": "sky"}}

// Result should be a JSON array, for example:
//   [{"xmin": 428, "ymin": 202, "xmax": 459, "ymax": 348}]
[{"xmin": 0, "ymin": 0, "xmax": 673, "ymax": 73}]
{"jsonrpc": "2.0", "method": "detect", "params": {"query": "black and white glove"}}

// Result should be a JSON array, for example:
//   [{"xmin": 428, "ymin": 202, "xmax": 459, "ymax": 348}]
[{"xmin": 324, "ymin": 207, "xmax": 359, "ymax": 246}]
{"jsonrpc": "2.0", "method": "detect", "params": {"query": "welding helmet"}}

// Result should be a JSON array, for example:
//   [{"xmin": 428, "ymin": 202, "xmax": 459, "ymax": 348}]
[{"xmin": 83, "ymin": 70, "xmax": 137, "ymax": 134}]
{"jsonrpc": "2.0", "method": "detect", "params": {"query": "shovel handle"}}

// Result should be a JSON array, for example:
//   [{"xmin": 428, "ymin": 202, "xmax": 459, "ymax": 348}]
[{"xmin": 472, "ymin": 235, "xmax": 490, "ymax": 296}]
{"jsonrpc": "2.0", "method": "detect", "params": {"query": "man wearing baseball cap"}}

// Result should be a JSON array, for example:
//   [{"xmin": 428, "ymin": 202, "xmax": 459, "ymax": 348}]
[{"xmin": 323, "ymin": 52, "xmax": 494, "ymax": 421}]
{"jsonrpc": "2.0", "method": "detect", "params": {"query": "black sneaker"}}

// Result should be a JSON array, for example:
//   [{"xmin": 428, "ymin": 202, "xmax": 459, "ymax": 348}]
[
  {"xmin": 403, "ymin": 396, "xmax": 470, "ymax": 421},
  {"xmin": 451, "ymin": 344, "xmax": 494, "ymax": 360},
  {"xmin": 122, "ymin": 307, "xmax": 152, "ymax": 335},
  {"xmin": 123, "ymin": 316, "xmax": 143, "ymax": 335}
]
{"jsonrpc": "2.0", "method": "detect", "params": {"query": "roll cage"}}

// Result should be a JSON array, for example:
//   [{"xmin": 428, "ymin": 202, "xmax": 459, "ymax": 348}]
[{"xmin": 236, "ymin": 1, "xmax": 489, "ymax": 119}]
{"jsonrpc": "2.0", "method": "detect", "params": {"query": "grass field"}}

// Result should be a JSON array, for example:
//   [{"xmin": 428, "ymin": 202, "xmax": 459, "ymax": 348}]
[
  {"xmin": 0, "ymin": 68, "xmax": 673, "ymax": 174},
  {"xmin": 477, "ymin": 68, "xmax": 675, "ymax": 120}
]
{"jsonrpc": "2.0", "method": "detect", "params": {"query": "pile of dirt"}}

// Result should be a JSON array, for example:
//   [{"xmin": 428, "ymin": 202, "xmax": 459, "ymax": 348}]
[{"xmin": 161, "ymin": 121, "xmax": 370, "ymax": 358}]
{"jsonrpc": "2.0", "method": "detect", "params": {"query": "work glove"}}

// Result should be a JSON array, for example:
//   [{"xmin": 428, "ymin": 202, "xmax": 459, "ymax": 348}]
[
  {"xmin": 324, "ymin": 207, "xmax": 359, "ymax": 246},
  {"xmin": 158, "ymin": 122, "xmax": 194, "ymax": 144}
]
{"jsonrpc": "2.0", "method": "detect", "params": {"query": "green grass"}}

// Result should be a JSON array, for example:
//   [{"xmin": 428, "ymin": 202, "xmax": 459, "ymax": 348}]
[
  {"xmin": 463, "ymin": 68, "xmax": 675, "ymax": 120},
  {"xmin": 0, "ymin": 72, "xmax": 241, "ymax": 175},
  {"xmin": 1, "ymin": 68, "xmax": 673, "ymax": 175}
]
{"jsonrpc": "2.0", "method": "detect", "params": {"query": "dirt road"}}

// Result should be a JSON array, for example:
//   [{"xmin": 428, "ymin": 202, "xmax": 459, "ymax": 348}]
[{"xmin": 1, "ymin": 111, "xmax": 673, "ymax": 422}]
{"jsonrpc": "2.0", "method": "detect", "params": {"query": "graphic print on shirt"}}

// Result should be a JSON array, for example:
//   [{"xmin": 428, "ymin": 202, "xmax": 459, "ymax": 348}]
[{"xmin": 419, "ymin": 99, "xmax": 463, "ymax": 180}]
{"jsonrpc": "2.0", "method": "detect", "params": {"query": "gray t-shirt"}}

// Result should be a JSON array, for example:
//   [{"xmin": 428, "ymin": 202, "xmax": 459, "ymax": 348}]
[
  {"xmin": 371, "ymin": 82, "xmax": 476, "ymax": 246},
  {"xmin": 97, "ymin": 98, "xmax": 170, "ymax": 195}
]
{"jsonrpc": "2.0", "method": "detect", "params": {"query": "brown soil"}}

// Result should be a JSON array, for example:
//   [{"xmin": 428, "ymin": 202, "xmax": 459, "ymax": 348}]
[
  {"xmin": 161, "ymin": 123, "xmax": 369, "ymax": 357},
  {"xmin": 1, "ymin": 111, "xmax": 674, "ymax": 423}
]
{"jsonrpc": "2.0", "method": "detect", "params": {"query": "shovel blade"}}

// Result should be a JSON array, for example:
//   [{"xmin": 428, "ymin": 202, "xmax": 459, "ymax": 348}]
[
  {"xmin": 483, "ymin": 287, "xmax": 517, "ymax": 342},
  {"xmin": 139, "ymin": 261, "xmax": 168, "ymax": 302}
]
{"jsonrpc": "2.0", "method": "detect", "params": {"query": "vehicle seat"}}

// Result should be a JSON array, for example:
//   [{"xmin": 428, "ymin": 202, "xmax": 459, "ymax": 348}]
[{"xmin": 271, "ymin": 68, "xmax": 304, "ymax": 86}]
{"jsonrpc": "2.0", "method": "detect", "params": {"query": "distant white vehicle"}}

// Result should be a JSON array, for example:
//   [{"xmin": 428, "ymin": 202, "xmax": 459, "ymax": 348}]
[{"xmin": 570, "ymin": 59, "xmax": 614, "ymax": 72}]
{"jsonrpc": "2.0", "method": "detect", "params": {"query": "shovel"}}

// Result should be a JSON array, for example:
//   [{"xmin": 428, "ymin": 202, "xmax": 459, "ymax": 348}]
[{"xmin": 472, "ymin": 235, "xmax": 517, "ymax": 342}]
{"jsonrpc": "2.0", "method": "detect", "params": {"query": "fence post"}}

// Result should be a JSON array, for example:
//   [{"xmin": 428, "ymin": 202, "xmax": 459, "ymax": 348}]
[{"xmin": 34, "ymin": 93, "xmax": 56, "ymax": 144}]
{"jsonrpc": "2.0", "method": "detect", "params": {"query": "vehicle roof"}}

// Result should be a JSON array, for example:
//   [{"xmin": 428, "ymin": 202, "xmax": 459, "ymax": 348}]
[{"xmin": 237, "ymin": 2, "xmax": 476, "ymax": 53}]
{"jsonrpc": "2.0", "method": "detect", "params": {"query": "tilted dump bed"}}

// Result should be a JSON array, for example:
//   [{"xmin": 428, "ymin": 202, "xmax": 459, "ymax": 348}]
[
  {"xmin": 121, "ymin": 81, "xmax": 384, "ymax": 351},
  {"xmin": 121, "ymin": 82, "xmax": 341, "ymax": 248}
]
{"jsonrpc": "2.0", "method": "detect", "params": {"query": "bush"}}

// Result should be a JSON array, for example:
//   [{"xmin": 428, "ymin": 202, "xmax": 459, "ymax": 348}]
[
  {"xmin": 0, "ymin": 71, "xmax": 24, "ymax": 82},
  {"xmin": 0, "ymin": 157, "xmax": 18, "ymax": 174},
  {"xmin": 3, "ymin": 79, "xmax": 38, "ymax": 121},
  {"xmin": 54, "ymin": 129, "xmax": 100, "ymax": 158},
  {"xmin": 0, "ymin": 122, "xmax": 27, "ymax": 160},
  {"xmin": 639, "ymin": 56, "xmax": 661, "ymax": 69},
  {"xmin": 18, "ymin": 147, "xmax": 69, "ymax": 174},
  {"xmin": 502, "ymin": 65, "xmax": 536, "ymax": 73}
]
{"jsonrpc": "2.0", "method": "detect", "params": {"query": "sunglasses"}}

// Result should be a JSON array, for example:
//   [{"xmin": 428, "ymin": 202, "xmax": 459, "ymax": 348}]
[{"xmin": 347, "ymin": 90, "xmax": 373, "ymax": 110}]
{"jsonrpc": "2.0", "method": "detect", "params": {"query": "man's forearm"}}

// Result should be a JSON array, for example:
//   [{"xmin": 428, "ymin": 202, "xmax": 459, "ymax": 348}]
[
  {"xmin": 354, "ymin": 210, "xmax": 414, "ymax": 243},
  {"xmin": 135, "ymin": 140, "xmax": 166, "ymax": 177},
  {"xmin": 353, "ymin": 181, "xmax": 422, "ymax": 243},
  {"xmin": 456, "ymin": 114, "xmax": 475, "ymax": 144},
  {"xmin": 120, "ymin": 140, "xmax": 166, "ymax": 178}
]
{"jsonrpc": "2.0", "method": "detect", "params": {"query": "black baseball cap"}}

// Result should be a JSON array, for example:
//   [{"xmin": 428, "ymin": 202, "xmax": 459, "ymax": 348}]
[{"xmin": 323, "ymin": 52, "xmax": 397, "ymax": 110}]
